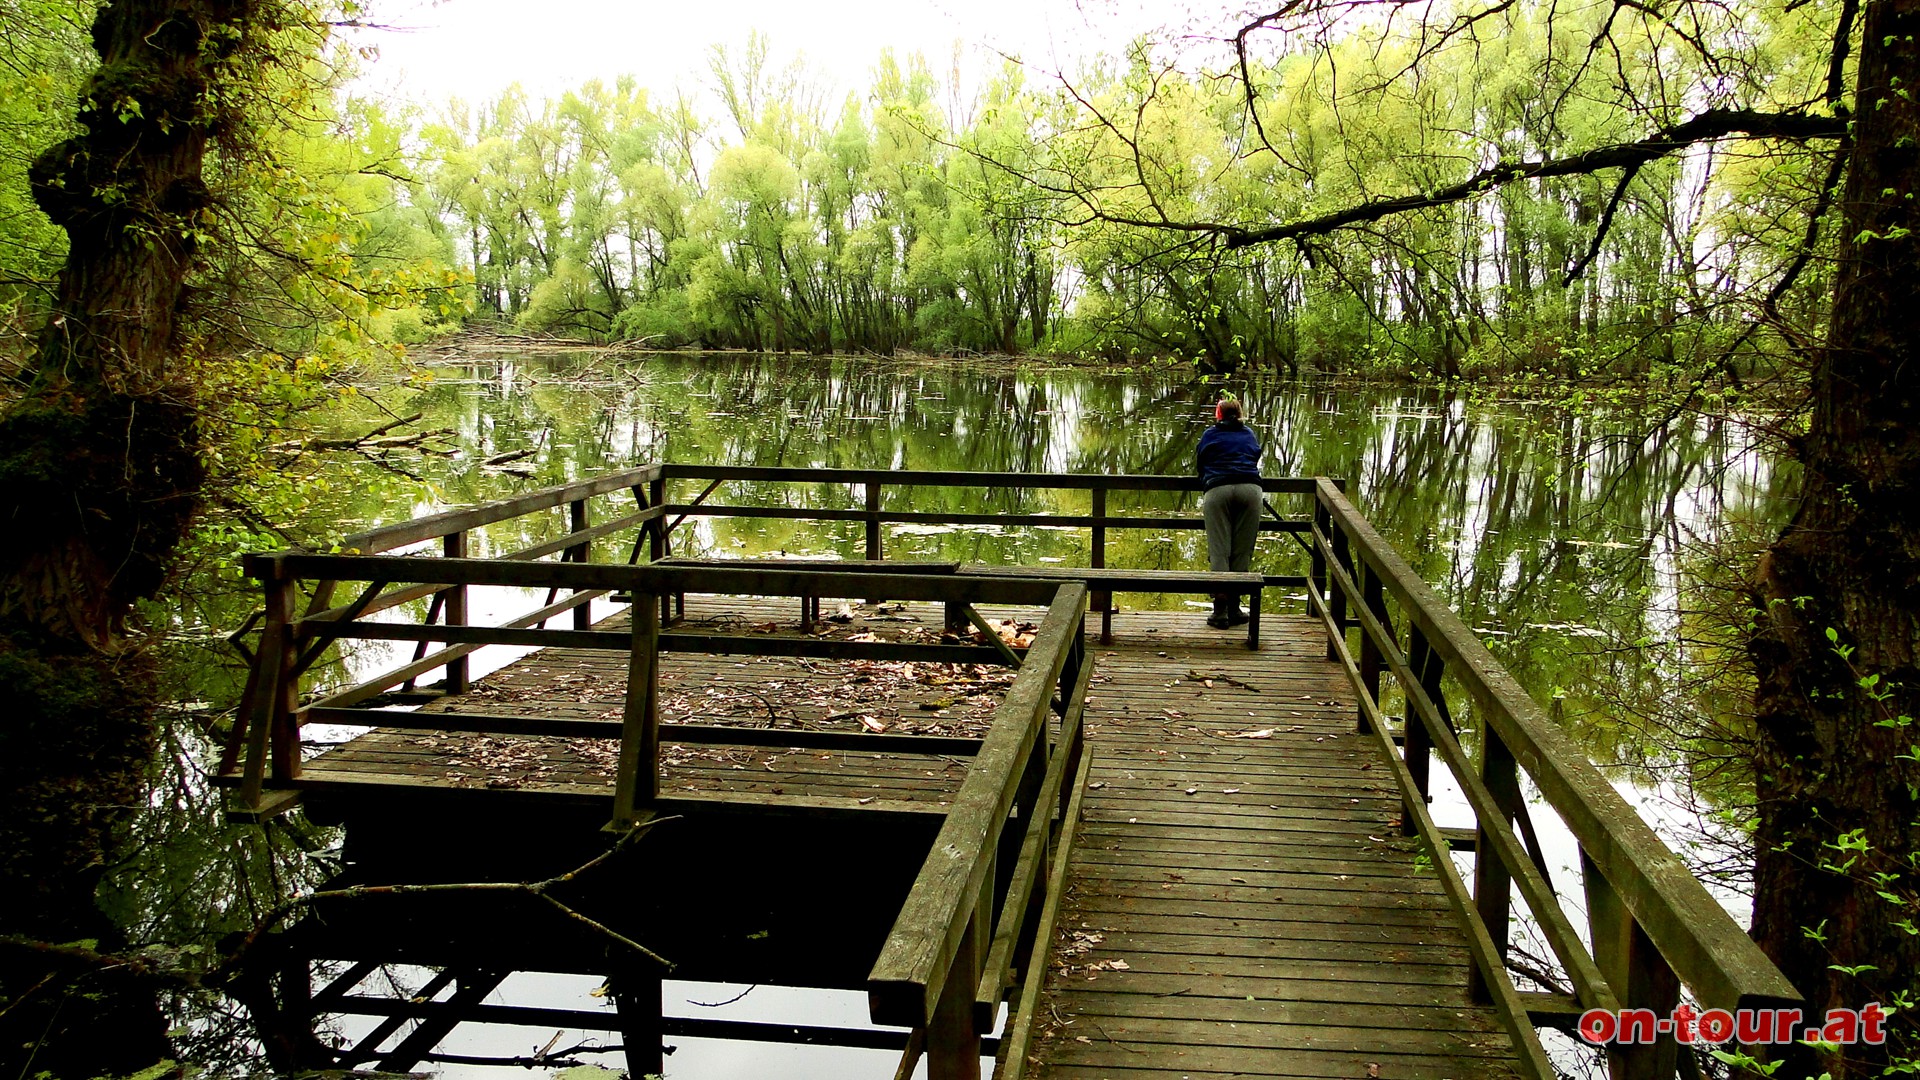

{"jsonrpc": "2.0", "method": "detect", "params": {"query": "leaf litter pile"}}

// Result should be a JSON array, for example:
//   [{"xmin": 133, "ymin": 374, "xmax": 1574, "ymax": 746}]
[{"xmin": 388, "ymin": 600, "xmax": 1035, "ymax": 796}]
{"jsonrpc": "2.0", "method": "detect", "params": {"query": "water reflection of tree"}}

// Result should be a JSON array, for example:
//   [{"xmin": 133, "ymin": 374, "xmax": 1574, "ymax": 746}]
[{"xmin": 289, "ymin": 355, "xmax": 1797, "ymax": 776}]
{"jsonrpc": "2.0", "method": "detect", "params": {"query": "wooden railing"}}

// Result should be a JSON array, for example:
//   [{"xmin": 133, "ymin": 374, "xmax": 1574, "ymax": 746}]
[
  {"xmin": 223, "ymin": 462, "xmax": 1323, "ymax": 813},
  {"xmin": 867, "ymin": 583, "xmax": 1090, "ymax": 1080},
  {"xmin": 1306, "ymin": 478, "xmax": 1799, "ymax": 1080},
  {"xmin": 642, "ymin": 464, "xmax": 1316, "ymax": 570},
  {"xmin": 224, "ymin": 466, "xmax": 1104, "ymax": 1080},
  {"xmin": 226, "ymin": 554, "xmax": 1077, "ymax": 817}
]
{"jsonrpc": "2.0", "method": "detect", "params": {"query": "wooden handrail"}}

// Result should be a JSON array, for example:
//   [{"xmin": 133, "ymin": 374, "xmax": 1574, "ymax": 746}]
[
  {"xmin": 1305, "ymin": 573, "xmax": 1559, "ymax": 1079},
  {"xmin": 660, "ymin": 503, "xmax": 1311, "ymax": 532},
  {"xmin": 1311, "ymin": 478, "xmax": 1798, "ymax": 1015},
  {"xmin": 333, "ymin": 465, "xmax": 1326, "ymax": 560},
  {"xmin": 254, "ymin": 555, "xmax": 1075, "ymax": 608},
  {"xmin": 1310, "ymin": 520, "xmax": 1618, "ymax": 1014},
  {"xmin": 340, "ymin": 465, "xmax": 664, "ymax": 553},
  {"xmin": 657, "ymin": 463, "xmax": 1326, "ymax": 494},
  {"xmin": 868, "ymin": 583, "xmax": 1088, "ymax": 1029}
]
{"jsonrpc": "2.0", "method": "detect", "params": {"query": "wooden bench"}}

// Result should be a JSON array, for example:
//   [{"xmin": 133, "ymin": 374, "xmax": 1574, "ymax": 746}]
[
  {"xmin": 958, "ymin": 564, "xmax": 1266, "ymax": 649},
  {"xmin": 644, "ymin": 558, "xmax": 960, "ymax": 628}
]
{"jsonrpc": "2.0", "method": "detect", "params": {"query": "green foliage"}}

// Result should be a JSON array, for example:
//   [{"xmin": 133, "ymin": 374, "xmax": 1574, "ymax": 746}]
[
  {"xmin": 0, "ymin": 0, "xmax": 90, "ymax": 337},
  {"xmin": 393, "ymin": 14, "xmax": 1845, "ymax": 383}
]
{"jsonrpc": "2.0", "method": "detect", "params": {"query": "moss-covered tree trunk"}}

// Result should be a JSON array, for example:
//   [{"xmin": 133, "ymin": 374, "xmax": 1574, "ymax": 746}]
[
  {"xmin": 0, "ymin": 1, "xmax": 258, "ymax": 1074},
  {"xmin": 1748, "ymin": 1, "xmax": 1920, "ymax": 1074}
]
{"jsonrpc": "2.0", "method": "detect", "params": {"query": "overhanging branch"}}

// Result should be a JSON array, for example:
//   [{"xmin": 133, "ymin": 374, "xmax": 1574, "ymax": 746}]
[{"xmin": 1214, "ymin": 107, "xmax": 1845, "ymax": 249}]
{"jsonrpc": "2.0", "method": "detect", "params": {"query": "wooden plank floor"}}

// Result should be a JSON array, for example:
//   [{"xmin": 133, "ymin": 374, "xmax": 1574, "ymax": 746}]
[
  {"xmin": 291, "ymin": 592, "xmax": 1516, "ymax": 1077},
  {"xmin": 295, "ymin": 595, "xmax": 1028, "ymax": 811},
  {"xmin": 1028, "ymin": 612, "xmax": 1519, "ymax": 1080}
]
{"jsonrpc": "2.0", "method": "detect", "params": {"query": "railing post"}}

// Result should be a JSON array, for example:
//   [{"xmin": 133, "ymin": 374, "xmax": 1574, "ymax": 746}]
[
  {"xmin": 240, "ymin": 559, "xmax": 297, "ymax": 809},
  {"xmin": 626, "ymin": 485, "xmax": 649, "ymax": 565},
  {"xmin": 1311, "ymin": 495, "xmax": 1330, "ymax": 630},
  {"xmin": 1091, "ymin": 487, "xmax": 1112, "ymax": 644},
  {"xmin": 1328, "ymin": 515, "xmax": 1352, "ymax": 662},
  {"xmin": 648, "ymin": 475, "xmax": 670, "ymax": 624},
  {"xmin": 865, "ymin": 481, "xmax": 885, "ymax": 604},
  {"xmin": 442, "ymin": 531, "xmax": 469, "ymax": 694},
  {"xmin": 569, "ymin": 498, "xmax": 592, "ymax": 631},
  {"xmin": 611, "ymin": 592, "xmax": 660, "ymax": 830},
  {"xmin": 865, "ymin": 481, "xmax": 884, "ymax": 561},
  {"xmin": 1470, "ymin": 727, "xmax": 1518, "ymax": 1002},
  {"xmin": 1584, "ymin": 851, "xmax": 1681, "ymax": 1080},
  {"xmin": 1402, "ymin": 626, "xmax": 1438, "ymax": 837},
  {"xmin": 927, "ymin": 908, "xmax": 985, "ymax": 1079},
  {"xmin": 1357, "ymin": 559, "xmax": 1388, "ymax": 735}
]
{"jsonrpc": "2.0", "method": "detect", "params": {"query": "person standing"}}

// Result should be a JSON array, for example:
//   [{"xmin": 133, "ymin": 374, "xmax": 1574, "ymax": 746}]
[{"xmin": 1196, "ymin": 398, "xmax": 1262, "ymax": 629}]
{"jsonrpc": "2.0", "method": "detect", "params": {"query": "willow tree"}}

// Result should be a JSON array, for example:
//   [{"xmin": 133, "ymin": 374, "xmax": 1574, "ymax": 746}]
[
  {"xmin": 0, "ymin": 0, "xmax": 338, "ymax": 1073},
  {"xmin": 1065, "ymin": 0, "xmax": 1909, "ymax": 1074}
]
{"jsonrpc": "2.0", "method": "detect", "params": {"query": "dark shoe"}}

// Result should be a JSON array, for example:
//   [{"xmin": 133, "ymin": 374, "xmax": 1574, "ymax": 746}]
[
  {"xmin": 1206, "ymin": 595, "xmax": 1232, "ymax": 629},
  {"xmin": 1226, "ymin": 599, "xmax": 1250, "ymax": 626}
]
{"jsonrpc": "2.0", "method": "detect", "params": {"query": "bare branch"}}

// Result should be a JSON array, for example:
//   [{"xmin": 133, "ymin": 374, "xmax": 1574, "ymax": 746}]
[
  {"xmin": 1223, "ymin": 107, "xmax": 1845, "ymax": 249},
  {"xmin": 1564, "ymin": 162, "xmax": 1643, "ymax": 285}
]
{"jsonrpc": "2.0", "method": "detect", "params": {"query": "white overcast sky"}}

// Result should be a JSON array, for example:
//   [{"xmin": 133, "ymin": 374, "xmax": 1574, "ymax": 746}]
[{"xmin": 347, "ymin": 0, "xmax": 1199, "ymax": 112}]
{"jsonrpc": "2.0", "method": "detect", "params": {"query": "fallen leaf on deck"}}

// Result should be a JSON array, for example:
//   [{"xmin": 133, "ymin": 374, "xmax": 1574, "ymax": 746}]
[{"xmin": 1220, "ymin": 728, "xmax": 1274, "ymax": 739}]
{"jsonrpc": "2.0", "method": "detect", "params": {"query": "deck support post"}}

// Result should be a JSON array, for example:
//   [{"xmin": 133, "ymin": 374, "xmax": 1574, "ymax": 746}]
[
  {"xmin": 1091, "ymin": 487, "xmax": 1113, "ymax": 643},
  {"xmin": 611, "ymin": 595, "xmax": 661, "ymax": 830},
  {"xmin": 443, "ymin": 531, "xmax": 470, "ymax": 695},
  {"xmin": 1470, "ymin": 728, "xmax": 1519, "ymax": 1001},
  {"xmin": 614, "ymin": 967, "xmax": 665, "ymax": 1079},
  {"xmin": 570, "ymin": 498, "xmax": 592, "ymax": 630},
  {"xmin": 1584, "ymin": 851, "xmax": 1681, "ymax": 1080}
]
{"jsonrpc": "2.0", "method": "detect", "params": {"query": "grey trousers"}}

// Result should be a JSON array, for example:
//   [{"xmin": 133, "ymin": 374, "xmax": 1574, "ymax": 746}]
[{"xmin": 1202, "ymin": 483, "xmax": 1262, "ymax": 575}]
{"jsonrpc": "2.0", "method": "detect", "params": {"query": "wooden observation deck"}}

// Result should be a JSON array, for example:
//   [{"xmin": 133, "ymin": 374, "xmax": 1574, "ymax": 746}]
[{"xmin": 221, "ymin": 465, "xmax": 1798, "ymax": 1080}]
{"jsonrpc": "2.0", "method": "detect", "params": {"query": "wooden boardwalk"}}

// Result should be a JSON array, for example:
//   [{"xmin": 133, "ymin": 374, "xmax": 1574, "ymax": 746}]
[
  {"xmin": 295, "ymin": 595, "xmax": 1517, "ymax": 1078},
  {"xmin": 1029, "ymin": 612, "xmax": 1519, "ymax": 1080}
]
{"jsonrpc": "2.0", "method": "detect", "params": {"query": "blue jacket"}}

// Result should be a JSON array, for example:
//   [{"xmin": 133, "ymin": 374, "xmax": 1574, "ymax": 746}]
[{"xmin": 1197, "ymin": 421, "xmax": 1262, "ymax": 489}]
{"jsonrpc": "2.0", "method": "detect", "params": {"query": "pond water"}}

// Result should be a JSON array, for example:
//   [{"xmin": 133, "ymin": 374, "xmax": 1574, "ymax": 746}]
[
  {"xmin": 207, "ymin": 349, "xmax": 1792, "ymax": 1077},
  {"xmin": 311, "ymin": 349, "xmax": 1786, "ymax": 767}
]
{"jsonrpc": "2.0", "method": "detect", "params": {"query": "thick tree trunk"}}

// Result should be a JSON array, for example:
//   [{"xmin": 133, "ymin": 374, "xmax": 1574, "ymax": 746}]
[
  {"xmin": 0, "ymin": 0, "xmax": 264, "ymax": 1074},
  {"xmin": 1749, "ymin": 1, "xmax": 1920, "ymax": 1074}
]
